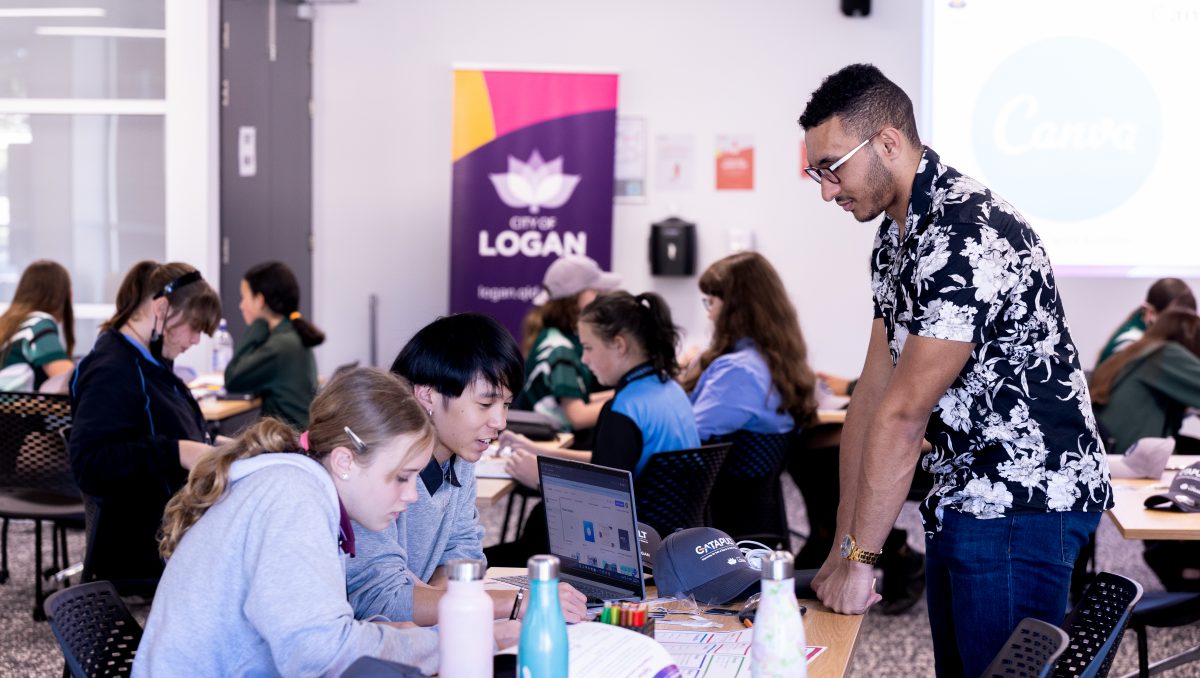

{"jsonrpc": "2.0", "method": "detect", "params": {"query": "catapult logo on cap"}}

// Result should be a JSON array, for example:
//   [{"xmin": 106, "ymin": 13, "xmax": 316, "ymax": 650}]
[{"xmin": 694, "ymin": 536, "xmax": 739, "ymax": 557}]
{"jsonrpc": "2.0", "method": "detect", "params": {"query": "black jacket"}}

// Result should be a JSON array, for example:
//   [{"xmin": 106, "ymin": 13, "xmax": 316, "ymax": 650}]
[{"xmin": 69, "ymin": 330, "xmax": 207, "ymax": 589}]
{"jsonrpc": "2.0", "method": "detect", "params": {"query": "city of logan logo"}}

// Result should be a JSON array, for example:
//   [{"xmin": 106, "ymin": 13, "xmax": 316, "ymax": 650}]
[{"xmin": 489, "ymin": 149, "xmax": 580, "ymax": 214}]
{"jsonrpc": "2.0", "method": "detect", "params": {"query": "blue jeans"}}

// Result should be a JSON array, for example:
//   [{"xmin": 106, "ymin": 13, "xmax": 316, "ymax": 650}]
[{"xmin": 924, "ymin": 509, "xmax": 1100, "ymax": 678}]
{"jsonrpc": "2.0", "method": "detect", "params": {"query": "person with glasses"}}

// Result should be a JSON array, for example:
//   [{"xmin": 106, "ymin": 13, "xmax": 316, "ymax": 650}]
[{"xmin": 798, "ymin": 64, "xmax": 1110, "ymax": 677}]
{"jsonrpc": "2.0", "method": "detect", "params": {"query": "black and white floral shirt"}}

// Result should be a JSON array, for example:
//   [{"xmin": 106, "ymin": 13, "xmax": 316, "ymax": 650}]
[{"xmin": 872, "ymin": 147, "xmax": 1112, "ymax": 533}]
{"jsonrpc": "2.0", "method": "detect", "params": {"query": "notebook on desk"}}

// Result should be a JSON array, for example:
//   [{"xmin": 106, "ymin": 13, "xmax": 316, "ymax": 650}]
[{"xmin": 493, "ymin": 456, "xmax": 646, "ymax": 603}]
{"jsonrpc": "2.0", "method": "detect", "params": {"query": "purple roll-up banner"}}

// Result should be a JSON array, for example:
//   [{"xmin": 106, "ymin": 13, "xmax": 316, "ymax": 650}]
[{"xmin": 449, "ymin": 68, "xmax": 618, "ymax": 339}]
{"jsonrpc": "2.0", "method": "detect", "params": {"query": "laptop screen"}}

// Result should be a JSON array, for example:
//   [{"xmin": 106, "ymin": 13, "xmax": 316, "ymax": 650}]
[{"xmin": 538, "ymin": 457, "xmax": 643, "ymax": 595}]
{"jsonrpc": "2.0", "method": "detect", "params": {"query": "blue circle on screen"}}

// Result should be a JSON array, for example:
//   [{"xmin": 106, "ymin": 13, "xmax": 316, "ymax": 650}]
[{"xmin": 972, "ymin": 37, "xmax": 1161, "ymax": 221}]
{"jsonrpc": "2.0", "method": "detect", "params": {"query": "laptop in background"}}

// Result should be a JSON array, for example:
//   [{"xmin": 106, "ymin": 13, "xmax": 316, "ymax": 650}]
[{"xmin": 494, "ymin": 457, "xmax": 645, "ymax": 603}]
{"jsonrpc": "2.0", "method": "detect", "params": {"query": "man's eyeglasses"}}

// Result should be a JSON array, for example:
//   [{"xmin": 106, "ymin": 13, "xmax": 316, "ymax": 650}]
[
  {"xmin": 804, "ymin": 129, "xmax": 883, "ymax": 184},
  {"xmin": 701, "ymin": 296, "xmax": 717, "ymax": 311}
]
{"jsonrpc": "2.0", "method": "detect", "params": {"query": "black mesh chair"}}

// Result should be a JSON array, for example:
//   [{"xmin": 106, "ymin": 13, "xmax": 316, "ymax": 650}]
[
  {"xmin": 44, "ymin": 580, "xmax": 142, "ymax": 677},
  {"xmin": 0, "ymin": 392, "xmax": 84, "ymax": 620},
  {"xmin": 633, "ymin": 444, "xmax": 729, "ymax": 536},
  {"xmin": 1129, "ymin": 591, "xmax": 1200, "ymax": 676},
  {"xmin": 1052, "ymin": 572, "xmax": 1143, "ymax": 678},
  {"xmin": 983, "ymin": 617, "xmax": 1070, "ymax": 678},
  {"xmin": 707, "ymin": 430, "xmax": 793, "ymax": 548}
]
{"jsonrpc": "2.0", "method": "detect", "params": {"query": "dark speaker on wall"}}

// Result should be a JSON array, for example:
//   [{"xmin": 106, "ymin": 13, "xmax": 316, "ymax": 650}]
[
  {"xmin": 841, "ymin": 0, "xmax": 870, "ymax": 17},
  {"xmin": 649, "ymin": 217, "xmax": 696, "ymax": 277}
]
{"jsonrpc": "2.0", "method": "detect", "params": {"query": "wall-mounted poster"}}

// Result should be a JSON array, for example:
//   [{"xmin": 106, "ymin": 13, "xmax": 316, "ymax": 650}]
[
  {"xmin": 656, "ymin": 134, "xmax": 694, "ymax": 191},
  {"xmin": 615, "ymin": 116, "xmax": 647, "ymax": 202},
  {"xmin": 715, "ymin": 134, "xmax": 754, "ymax": 190},
  {"xmin": 449, "ymin": 68, "xmax": 618, "ymax": 338}
]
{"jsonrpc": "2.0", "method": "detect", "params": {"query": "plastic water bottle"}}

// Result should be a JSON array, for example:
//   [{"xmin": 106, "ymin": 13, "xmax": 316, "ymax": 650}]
[
  {"xmin": 752, "ymin": 551, "xmax": 807, "ymax": 678},
  {"xmin": 212, "ymin": 319, "xmax": 234, "ymax": 373},
  {"xmin": 437, "ymin": 560, "xmax": 493, "ymax": 678},
  {"xmin": 517, "ymin": 555, "xmax": 568, "ymax": 678}
]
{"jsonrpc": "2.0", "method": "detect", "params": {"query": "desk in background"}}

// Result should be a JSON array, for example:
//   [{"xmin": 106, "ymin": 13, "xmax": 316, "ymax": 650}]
[
  {"xmin": 199, "ymin": 397, "xmax": 262, "ymax": 437},
  {"xmin": 1107, "ymin": 455, "xmax": 1200, "ymax": 541},
  {"xmin": 476, "ymin": 432, "xmax": 574, "ymax": 507}
]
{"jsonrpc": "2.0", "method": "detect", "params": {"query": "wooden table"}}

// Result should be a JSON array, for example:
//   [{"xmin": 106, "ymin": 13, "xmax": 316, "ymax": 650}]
[
  {"xmin": 816, "ymin": 409, "xmax": 847, "ymax": 425},
  {"xmin": 485, "ymin": 567, "xmax": 865, "ymax": 677},
  {"xmin": 1107, "ymin": 455, "xmax": 1200, "ymax": 540},
  {"xmin": 198, "ymin": 397, "xmax": 262, "ymax": 437},
  {"xmin": 475, "ymin": 432, "xmax": 574, "ymax": 507}
]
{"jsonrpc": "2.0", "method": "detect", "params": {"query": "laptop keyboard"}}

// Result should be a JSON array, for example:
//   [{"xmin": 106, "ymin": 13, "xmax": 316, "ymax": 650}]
[{"xmin": 494, "ymin": 575, "xmax": 627, "ymax": 603}]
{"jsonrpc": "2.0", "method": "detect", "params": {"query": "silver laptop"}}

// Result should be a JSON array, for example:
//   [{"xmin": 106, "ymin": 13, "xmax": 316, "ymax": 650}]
[{"xmin": 497, "ymin": 456, "xmax": 646, "ymax": 603}]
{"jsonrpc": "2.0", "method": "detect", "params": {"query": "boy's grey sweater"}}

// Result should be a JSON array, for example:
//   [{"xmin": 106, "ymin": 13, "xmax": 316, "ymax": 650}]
[
  {"xmin": 133, "ymin": 454, "xmax": 439, "ymax": 677},
  {"xmin": 346, "ymin": 456, "xmax": 485, "ymax": 621}
]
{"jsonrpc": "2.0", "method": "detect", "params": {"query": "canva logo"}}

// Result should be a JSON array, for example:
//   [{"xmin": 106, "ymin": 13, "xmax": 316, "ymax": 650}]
[
  {"xmin": 489, "ymin": 149, "xmax": 581, "ymax": 214},
  {"xmin": 972, "ymin": 37, "xmax": 1161, "ymax": 221}
]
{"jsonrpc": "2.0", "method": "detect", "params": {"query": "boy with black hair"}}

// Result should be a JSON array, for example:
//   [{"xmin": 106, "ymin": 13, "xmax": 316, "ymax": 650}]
[{"xmin": 345, "ymin": 313, "xmax": 587, "ymax": 625}]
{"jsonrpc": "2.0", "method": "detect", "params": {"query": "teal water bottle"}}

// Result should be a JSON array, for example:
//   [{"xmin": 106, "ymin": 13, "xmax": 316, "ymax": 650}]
[{"xmin": 517, "ymin": 555, "xmax": 568, "ymax": 677}]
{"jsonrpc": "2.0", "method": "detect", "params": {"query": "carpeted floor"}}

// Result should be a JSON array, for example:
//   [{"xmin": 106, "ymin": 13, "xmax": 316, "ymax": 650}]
[{"xmin": 2, "ymin": 476, "xmax": 1197, "ymax": 677}]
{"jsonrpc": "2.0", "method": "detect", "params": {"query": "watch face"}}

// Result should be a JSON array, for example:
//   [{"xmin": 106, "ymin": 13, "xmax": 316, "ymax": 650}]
[{"xmin": 840, "ymin": 535, "xmax": 852, "ymax": 558}]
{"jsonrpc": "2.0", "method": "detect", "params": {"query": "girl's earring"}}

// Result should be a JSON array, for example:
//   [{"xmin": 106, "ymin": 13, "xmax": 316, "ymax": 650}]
[{"xmin": 340, "ymin": 473, "xmax": 350, "ymax": 481}]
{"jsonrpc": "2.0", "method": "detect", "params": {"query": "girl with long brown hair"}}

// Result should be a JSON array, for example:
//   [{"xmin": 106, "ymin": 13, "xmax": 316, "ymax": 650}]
[
  {"xmin": 683, "ymin": 251, "xmax": 817, "ymax": 437},
  {"xmin": 68, "ymin": 260, "xmax": 221, "ymax": 592},
  {"xmin": 134, "ymin": 367, "xmax": 467, "ymax": 676},
  {"xmin": 0, "ymin": 260, "xmax": 75, "ymax": 392}
]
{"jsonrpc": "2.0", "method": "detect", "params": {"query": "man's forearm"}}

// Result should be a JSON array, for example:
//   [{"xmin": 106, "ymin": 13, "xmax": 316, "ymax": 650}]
[{"xmin": 850, "ymin": 407, "xmax": 927, "ymax": 553}]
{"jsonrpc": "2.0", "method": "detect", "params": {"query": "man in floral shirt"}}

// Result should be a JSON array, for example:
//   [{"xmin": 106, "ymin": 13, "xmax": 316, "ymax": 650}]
[{"xmin": 798, "ymin": 64, "xmax": 1112, "ymax": 676}]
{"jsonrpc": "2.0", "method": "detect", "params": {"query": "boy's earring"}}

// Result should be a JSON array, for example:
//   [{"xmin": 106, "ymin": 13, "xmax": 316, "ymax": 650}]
[{"xmin": 427, "ymin": 409, "xmax": 433, "ymax": 417}]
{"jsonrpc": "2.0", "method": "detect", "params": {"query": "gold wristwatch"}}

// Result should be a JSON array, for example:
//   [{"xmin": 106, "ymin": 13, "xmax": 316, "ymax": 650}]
[{"xmin": 840, "ymin": 534, "xmax": 882, "ymax": 566}]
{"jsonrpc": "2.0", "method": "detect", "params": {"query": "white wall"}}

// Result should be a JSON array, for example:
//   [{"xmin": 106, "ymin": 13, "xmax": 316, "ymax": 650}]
[{"xmin": 309, "ymin": 0, "xmax": 1187, "ymax": 376}]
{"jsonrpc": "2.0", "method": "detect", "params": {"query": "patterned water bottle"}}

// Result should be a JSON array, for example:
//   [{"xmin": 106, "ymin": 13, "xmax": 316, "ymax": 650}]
[
  {"xmin": 751, "ymin": 551, "xmax": 807, "ymax": 678},
  {"xmin": 517, "ymin": 555, "xmax": 568, "ymax": 678}
]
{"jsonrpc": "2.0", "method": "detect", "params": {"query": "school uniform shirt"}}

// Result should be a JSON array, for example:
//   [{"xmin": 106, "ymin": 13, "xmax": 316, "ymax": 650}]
[
  {"xmin": 1097, "ymin": 312, "xmax": 1147, "ymax": 365},
  {"xmin": 592, "ymin": 362, "xmax": 700, "ymax": 476},
  {"xmin": 133, "ymin": 454, "xmax": 438, "ymax": 677},
  {"xmin": 872, "ymin": 146, "xmax": 1111, "ymax": 532},
  {"xmin": 224, "ymin": 317, "xmax": 317, "ymax": 429},
  {"xmin": 1, "ymin": 311, "xmax": 69, "ymax": 390},
  {"xmin": 1094, "ymin": 341, "xmax": 1200, "ymax": 454},
  {"xmin": 345, "ymin": 455, "xmax": 485, "ymax": 622},
  {"xmin": 514, "ymin": 327, "xmax": 598, "ymax": 431},
  {"xmin": 689, "ymin": 338, "xmax": 794, "ymax": 442},
  {"xmin": 69, "ymin": 330, "xmax": 208, "ymax": 587}
]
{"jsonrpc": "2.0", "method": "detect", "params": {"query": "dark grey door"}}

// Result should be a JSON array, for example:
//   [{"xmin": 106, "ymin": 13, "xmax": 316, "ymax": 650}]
[{"xmin": 219, "ymin": 0, "xmax": 313, "ymax": 341}]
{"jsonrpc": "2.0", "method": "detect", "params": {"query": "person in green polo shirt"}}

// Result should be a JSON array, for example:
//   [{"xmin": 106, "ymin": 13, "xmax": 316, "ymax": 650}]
[
  {"xmin": 226, "ymin": 261, "xmax": 322, "ymax": 428},
  {"xmin": 0, "ymin": 260, "xmax": 75, "ymax": 392}
]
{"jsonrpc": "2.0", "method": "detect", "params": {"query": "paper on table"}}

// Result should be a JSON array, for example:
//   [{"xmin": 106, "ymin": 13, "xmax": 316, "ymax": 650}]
[
  {"xmin": 656, "ymin": 630, "xmax": 826, "ymax": 676},
  {"xmin": 499, "ymin": 622, "xmax": 682, "ymax": 677},
  {"xmin": 474, "ymin": 456, "xmax": 512, "ymax": 479}
]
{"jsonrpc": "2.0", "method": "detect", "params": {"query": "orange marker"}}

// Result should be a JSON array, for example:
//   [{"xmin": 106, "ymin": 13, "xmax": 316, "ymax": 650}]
[{"xmin": 743, "ymin": 618, "xmax": 754, "ymax": 629}]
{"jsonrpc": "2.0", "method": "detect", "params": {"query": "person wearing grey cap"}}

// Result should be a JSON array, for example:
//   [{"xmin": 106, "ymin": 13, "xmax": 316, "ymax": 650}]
[{"xmin": 513, "ymin": 255, "xmax": 620, "ymax": 439}]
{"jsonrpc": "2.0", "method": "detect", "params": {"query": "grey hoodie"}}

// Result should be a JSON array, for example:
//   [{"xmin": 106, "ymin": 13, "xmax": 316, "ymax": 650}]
[{"xmin": 133, "ymin": 454, "xmax": 439, "ymax": 677}]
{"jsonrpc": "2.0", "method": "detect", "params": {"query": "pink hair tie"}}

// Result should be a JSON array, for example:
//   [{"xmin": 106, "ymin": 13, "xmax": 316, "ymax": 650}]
[{"xmin": 299, "ymin": 431, "xmax": 310, "ymax": 451}]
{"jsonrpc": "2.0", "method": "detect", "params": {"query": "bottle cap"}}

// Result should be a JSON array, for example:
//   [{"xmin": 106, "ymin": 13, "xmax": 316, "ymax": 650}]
[
  {"xmin": 446, "ymin": 559, "xmax": 484, "ymax": 582},
  {"xmin": 527, "ymin": 554, "xmax": 560, "ymax": 581},
  {"xmin": 762, "ymin": 551, "xmax": 794, "ymax": 581}
]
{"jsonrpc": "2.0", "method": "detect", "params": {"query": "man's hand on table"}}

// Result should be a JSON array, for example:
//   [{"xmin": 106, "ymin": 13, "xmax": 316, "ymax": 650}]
[{"xmin": 817, "ymin": 560, "xmax": 880, "ymax": 615}]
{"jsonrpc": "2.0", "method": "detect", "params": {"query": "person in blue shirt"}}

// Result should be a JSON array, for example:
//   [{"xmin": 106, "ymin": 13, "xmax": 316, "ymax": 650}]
[
  {"xmin": 489, "ymin": 291, "xmax": 699, "ymax": 566},
  {"xmin": 682, "ymin": 251, "xmax": 817, "ymax": 441}
]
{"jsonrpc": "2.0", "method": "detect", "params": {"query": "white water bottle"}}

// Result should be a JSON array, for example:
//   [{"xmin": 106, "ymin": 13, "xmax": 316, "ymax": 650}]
[
  {"xmin": 437, "ymin": 559, "xmax": 493, "ymax": 678},
  {"xmin": 212, "ymin": 319, "xmax": 234, "ymax": 373},
  {"xmin": 751, "ymin": 551, "xmax": 807, "ymax": 678}
]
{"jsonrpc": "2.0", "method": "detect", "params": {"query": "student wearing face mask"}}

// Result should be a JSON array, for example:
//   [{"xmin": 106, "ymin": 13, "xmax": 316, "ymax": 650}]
[{"xmin": 69, "ymin": 261, "xmax": 222, "ymax": 593}]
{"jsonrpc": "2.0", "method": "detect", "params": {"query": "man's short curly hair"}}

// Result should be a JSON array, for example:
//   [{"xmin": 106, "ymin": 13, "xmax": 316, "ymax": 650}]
[{"xmin": 798, "ymin": 64, "xmax": 920, "ymax": 147}]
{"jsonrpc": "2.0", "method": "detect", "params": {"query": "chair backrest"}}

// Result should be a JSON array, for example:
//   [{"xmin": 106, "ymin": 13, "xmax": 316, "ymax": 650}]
[
  {"xmin": 717, "ymin": 430, "xmax": 791, "ymax": 480},
  {"xmin": 0, "ymin": 391, "xmax": 77, "ymax": 496},
  {"xmin": 983, "ymin": 617, "xmax": 1070, "ymax": 678},
  {"xmin": 44, "ymin": 580, "xmax": 144, "ymax": 677},
  {"xmin": 633, "ymin": 443, "xmax": 730, "ymax": 536},
  {"xmin": 1052, "ymin": 572, "xmax": 1143, "ymax": 678}
]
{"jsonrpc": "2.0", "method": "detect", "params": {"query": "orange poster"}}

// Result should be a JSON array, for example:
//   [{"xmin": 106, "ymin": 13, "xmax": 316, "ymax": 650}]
[{"xmin": 716, "ymin": 134, "xmax": 754, "ymax": 190}]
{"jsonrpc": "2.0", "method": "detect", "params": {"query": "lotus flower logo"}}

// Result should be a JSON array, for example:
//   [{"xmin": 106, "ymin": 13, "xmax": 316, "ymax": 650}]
[{"xmin": 489, "ymin": 150, "xmax": 581, "ymax": 214}]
